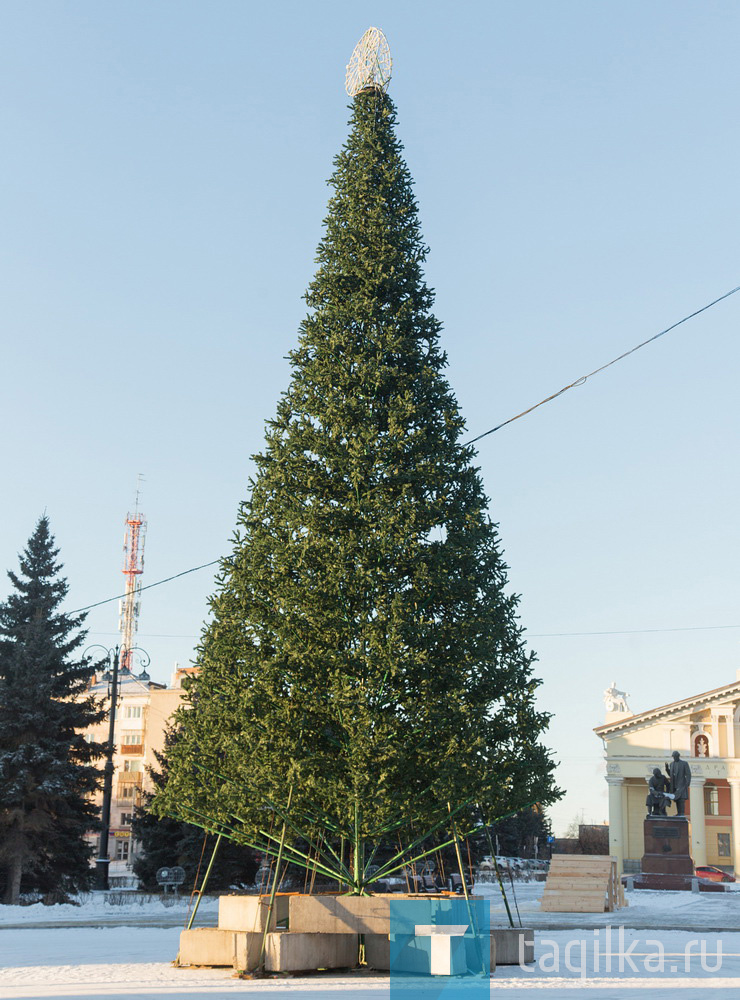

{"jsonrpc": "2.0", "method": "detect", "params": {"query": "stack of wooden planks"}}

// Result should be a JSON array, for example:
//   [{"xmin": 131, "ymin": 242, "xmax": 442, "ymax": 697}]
[{"xmin": 540, "ymin": 854, "xmax": 626, "ymax": 912}]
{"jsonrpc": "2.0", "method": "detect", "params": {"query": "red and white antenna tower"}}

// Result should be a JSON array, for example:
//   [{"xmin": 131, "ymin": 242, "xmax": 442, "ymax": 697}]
[{"xmin": 118, "ymin": 479, "xmax": 147, "ymax": 671}]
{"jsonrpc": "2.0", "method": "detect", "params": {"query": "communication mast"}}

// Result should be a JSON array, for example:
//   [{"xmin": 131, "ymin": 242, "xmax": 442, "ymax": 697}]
[{"xmin": 118, "ymin": 485, "xmax": 147, "ymax": 672}]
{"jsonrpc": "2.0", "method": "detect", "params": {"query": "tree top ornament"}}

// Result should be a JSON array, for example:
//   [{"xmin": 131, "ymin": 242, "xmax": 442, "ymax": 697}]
[{"xmin": 345, "ymin": 26, "xmax": 392, "ymax": 96}]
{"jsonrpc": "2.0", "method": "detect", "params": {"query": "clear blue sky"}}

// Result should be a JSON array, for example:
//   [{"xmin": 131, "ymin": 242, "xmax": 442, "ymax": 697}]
[{"xmin": 2, "ymin": 2, "xmax": 740, "ymax": 835}]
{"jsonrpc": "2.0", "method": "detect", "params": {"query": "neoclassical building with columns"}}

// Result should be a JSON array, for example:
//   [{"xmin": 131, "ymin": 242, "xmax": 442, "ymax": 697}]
[{"xmin": 594, "ymin": 675, "xmax": 740, "ymax": 874}]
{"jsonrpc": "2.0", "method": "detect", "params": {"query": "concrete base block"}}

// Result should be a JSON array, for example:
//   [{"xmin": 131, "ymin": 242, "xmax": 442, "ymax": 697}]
[
  {"xmin": 179, "ymin": 928, "xmax": 237, "ymax": 967},
  {"xmin": 234, "ymin": 932, "xmax": 263, "ymax": 971},
  {"xmin": 492, "ymin": 927, "xmax": 534, "ymax": 965},
  {"xmin": 365, "ymin": 933, "xmax": 390, "ymax": 970},
  {"xmin": 267, "ymin": 931, "xmax": 358, "ymax": 972},
  {"xmin": 180, "ymin": 927, "xmax": 358, "ymax": 973},
  {"xmin": 218, "ymin": 894, "xmax": 289, "ymax": 931},
  {"xmin": 289, "ymin": 894, "xmax": 391, "ymax": 935},
  {"xmin": 289, "ymin": 893, "xmax": 483, "ymax": 936}
]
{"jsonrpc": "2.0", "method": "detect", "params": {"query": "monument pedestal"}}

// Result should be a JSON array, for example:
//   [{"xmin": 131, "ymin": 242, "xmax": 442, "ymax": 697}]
[
  {"xmin": 641, "ymin": 816, "xmax": 693, "ymax": 875},
  {"xmin": 633, "ymin": 817, "xmax": 723, "ymax": 892}
]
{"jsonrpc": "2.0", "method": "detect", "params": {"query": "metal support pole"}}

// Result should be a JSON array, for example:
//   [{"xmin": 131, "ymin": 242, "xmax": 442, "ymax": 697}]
[
  {"xmin": 352, "ymin": 798, "xmax": 364, "ymax": 894},
  {"xmin": 95, "ymin": 646, "xmax": 120, "ymax": 891},
  {"xmin": 186, "ymin": 834, "xmax": 223, "ymax": 931},
  {"xmin": 478, "ymin": 806, "xmax": 515, "ymax": 928},
  {"xmin": 257, "ymin": 788, "xmax": 293, "ymax": 973},
  {"xmin": 451, "ymin": 810, "xmax": 485, "ymax": 976}
]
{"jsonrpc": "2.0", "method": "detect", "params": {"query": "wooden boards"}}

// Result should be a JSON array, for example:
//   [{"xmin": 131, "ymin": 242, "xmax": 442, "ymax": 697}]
[{"xmin": 540, "ymin": 854, "xmax": 625, "ymax": 912}]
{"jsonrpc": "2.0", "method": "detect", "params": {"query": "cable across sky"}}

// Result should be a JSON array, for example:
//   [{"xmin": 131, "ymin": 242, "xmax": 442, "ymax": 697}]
[
  {"xmin": 70, "ymin": 284, "xmax": 740, "ymax": 619},
  {"xmin": 463, "ymin": 282, "xmax": 740, "ymax": 446},
  {"xmin": 68, "ymin": 560, "xmax": 221, "ymax": 616}
]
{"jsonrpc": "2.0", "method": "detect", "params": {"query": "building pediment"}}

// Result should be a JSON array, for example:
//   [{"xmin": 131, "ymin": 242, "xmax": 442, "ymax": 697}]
[{"xmin": 594, "ymin": 680, "xmax": 740, "ymax": 738}]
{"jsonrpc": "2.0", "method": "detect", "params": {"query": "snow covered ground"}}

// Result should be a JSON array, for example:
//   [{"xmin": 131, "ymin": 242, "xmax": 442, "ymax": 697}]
[
  {"xmin": 0, "ymin": 893, "xmax": 219, "ymax": 929},
  {"xmin": 2, "ymin": 888, "xmax": 740, "ymax": 998},
  {"xmin": 479, "ymin": 879, "xmax": 740, "ymax": 930}
]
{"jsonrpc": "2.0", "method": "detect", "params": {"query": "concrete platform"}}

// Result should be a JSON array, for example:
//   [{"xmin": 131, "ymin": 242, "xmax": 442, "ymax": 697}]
[{"xmin": 182, "ymin": 894, "xmax": 526, "ymax": 974}]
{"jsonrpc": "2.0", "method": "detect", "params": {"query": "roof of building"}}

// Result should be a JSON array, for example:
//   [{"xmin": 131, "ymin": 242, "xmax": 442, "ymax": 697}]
[
  {"xmin": 594, "ymin": 679, "xmax": 740, "ymax": 737},
  {"xmin": 88, "ymin": 668, "xmax": 166, "ymax": 695}
]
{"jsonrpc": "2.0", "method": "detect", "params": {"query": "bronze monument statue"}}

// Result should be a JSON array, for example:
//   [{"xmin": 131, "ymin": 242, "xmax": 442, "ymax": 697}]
[
  {"xmin": 645, "ymin": 767, "xmax": 671, "ymax": 817},
  {"xmin": 634, "ymin": 754, "xmax": 697, "ymax": 889},
  {"xmin": 665, "ymin": 750, "xmax": 692, "ymax": 816}
]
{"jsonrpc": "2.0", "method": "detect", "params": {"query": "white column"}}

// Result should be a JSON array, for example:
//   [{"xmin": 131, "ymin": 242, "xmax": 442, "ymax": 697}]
[
  {"xmin": 606, "ymin": 776, "xmax": 625, "ymax": 873},
  {"xmin": 689, "ymin": 777, "xmax": 707, "ymax": 867},
  {"xmin": 728, "ymin": 779, "xmax": 740, "ymax": 876},
  {"xmin": 709, "ymin": 710, "xmax": 720, "ymax": 756},
  {"xmin": 725, "ymin": 713, "xmax": 736, "ymax": 759},
  {"xmin": 621, "ymin": 781, "xmax": 630, "ymax": 862}
]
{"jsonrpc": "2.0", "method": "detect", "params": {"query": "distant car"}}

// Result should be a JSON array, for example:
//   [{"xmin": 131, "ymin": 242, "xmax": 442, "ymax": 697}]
[{"xmin": 695, "ymin": 866, "xmax": 735, "ymax": 883}]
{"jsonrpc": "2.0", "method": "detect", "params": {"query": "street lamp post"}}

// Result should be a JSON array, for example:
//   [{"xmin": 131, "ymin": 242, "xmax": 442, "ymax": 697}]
[{"xmin": 86, "ymin": 644, "xmax": 150, "ymax": 892}]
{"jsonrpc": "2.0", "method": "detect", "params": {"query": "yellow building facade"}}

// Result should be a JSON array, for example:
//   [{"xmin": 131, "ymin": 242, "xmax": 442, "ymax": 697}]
[
  {"xmin": 85, "ymin": 666, "xmax": 193, "ymax": 874},
  {"xmin": 594, "ymin": 674, "xmax": 740, "ymax": 874}
]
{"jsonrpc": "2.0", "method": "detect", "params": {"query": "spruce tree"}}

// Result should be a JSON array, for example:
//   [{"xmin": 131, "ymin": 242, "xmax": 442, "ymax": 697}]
[
  {"xmin": 158, "ymin": 89, "xmax": 559, "ymax": 889},
  {"xmin": 0, "ymin": 517, "xmax": 105, "ymax": 904}
]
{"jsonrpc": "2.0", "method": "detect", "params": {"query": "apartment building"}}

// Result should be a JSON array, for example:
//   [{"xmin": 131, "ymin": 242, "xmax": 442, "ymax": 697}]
[{"xmin": 85, "ymin": 664, "xmax": 195, "ymax": 873}]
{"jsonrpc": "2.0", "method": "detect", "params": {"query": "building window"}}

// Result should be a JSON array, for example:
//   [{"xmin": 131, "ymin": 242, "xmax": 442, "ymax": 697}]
[
  {"xmin": 119, "ymin": 730, "xmax": 144, "ymax": 755},
  {"xmin": 115, "ymin": 838, "xmax": 130, "ymax": 861},
  {"xmin": 123, "ymin": 760, "xmax": 142, "ymax": 772},
  {"xmin": 124, "ymin": 705, "xmax": 142, "ymax": 719},
  {"xmin": 121, "ymin": 813, "xmax": 133, "ymax": 826},
  {"xmin": 704, "ymin": 784, "xmax": 719, "ymax": 816},
  {"xmin": 120, "ymin": 785, "xmax": 135, "ymax": 800},
  {"xmin": 718, "ymin": 833, "xmax": 731, "ymax": 857}
]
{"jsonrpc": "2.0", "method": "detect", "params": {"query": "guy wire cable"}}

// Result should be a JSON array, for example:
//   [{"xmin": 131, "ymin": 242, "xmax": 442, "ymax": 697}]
[
  {"xmin": 464, "ymin": 283, "xmax": 740, "ymax": 446},
  {"xmin": 68, "ymin": 284, "xmax": 740, "ymax": 616}
]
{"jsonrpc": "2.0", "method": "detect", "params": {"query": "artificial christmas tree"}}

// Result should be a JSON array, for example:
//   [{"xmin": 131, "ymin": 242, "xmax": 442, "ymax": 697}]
[{"xmin": 158, "ymin": 77, "xmax": 558, "ymax": 892}]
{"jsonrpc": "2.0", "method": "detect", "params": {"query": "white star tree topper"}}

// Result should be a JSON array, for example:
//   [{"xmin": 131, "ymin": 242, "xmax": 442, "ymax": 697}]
[{"xmin": 345, "ymin": 27, "xmax": 392, "ymax": 97}]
